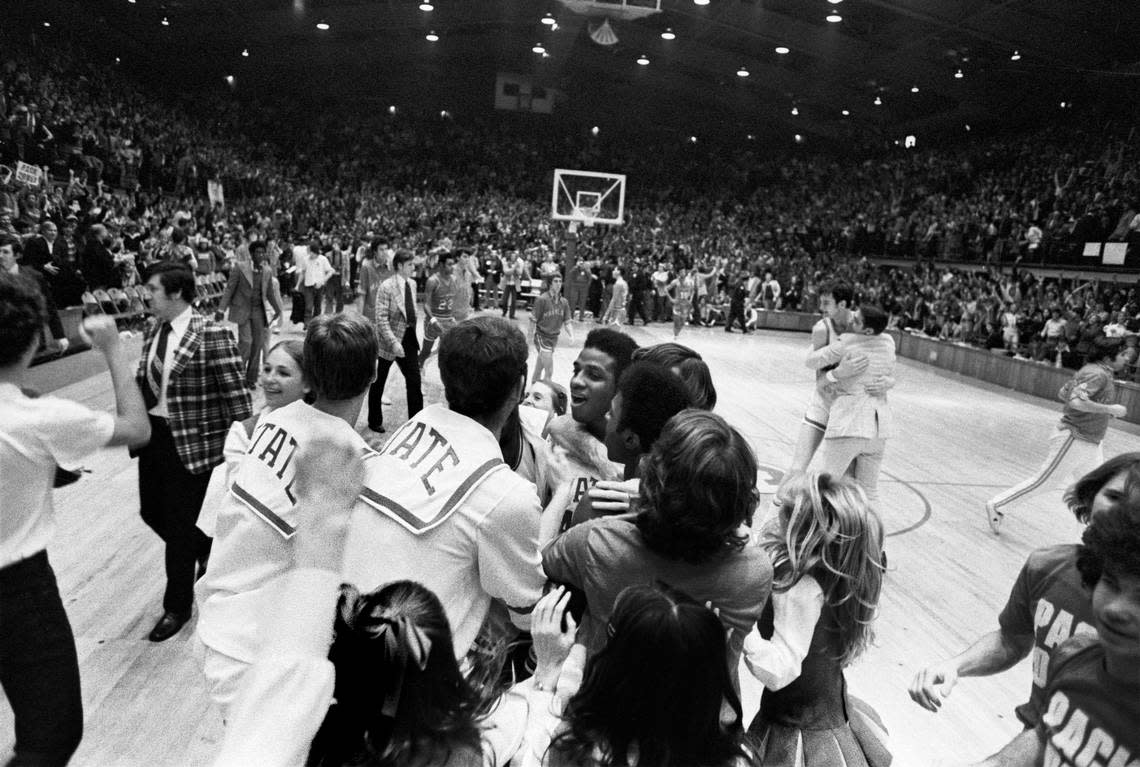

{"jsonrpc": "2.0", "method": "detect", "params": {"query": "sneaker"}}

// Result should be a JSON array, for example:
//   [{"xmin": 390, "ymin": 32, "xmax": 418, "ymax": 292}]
[{"xmin": 985, "ymin": 501, "xmax": 1003, "ymax": 533}]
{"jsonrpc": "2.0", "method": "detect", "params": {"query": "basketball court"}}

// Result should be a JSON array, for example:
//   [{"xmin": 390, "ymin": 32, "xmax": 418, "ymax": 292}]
[{"xmin": 4, "ymin": 313, "xmax": 1135, "ymax": 765}]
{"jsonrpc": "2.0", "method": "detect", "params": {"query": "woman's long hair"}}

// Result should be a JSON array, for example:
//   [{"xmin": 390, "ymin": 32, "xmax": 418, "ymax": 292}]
[
  {"xmin": 548, "ymin": 584, "xmax": 750, "ymax": 767},
  {"xmin": 306, "ymin": 581, "xmax": 494, "ymax": 767},
  {"xmin": 765, "ymin": 472, "xmax": 884, "ymax": 667}
]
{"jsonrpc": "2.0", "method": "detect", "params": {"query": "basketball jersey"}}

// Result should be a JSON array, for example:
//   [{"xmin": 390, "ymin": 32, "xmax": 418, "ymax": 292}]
[{"xmin": 425, "ymin": 274, "xmax": 457, "ymax": 319}]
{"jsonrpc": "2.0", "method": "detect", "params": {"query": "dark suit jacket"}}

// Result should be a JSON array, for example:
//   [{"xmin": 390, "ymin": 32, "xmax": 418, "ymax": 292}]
[
  {"xmin": 23, "ymin": 235, "xmax": 65, "ymax": 273},
  {"xmin": 218, "ymin": 263, "xmax": 283, "ymax": 326},
  {"xmin": 135, "ymin": 311, "xmax": 253, "ymax": 474}
]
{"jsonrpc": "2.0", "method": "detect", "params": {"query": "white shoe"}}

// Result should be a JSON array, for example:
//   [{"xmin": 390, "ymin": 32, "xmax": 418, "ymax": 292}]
[
  {"xmin": 985, "ymin": 501, "xmax": 1003, "ymax": 534},
  {"xmin": 381, "ymin": 395, "xmax": 393, "ymax": 406}
]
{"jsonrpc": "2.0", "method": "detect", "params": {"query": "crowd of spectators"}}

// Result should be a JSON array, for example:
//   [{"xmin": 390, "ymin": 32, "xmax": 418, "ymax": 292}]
[{"xmin": 2, "ymin": 32, "xmax": 1140, "ymax": 374}]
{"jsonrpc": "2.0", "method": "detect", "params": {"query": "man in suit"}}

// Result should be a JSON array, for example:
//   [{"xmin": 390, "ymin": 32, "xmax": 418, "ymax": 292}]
[
  {"xmin": 0, "ymin": 233, "xmax": 68, "ymax": 353},
  {"xmin": 215, "ymin": 241, "xmax": 283, "ymax": 388},
  {"xmin": 136, "ymin": 263, "xmax": 252, "ymax": 641},
  {"xmin": 365, "ymin": 250, "xmax": 423, "ymax": 444},
  {"xmin": 22, "ymin": 220, "xmax": 64, "ymax": 276}
]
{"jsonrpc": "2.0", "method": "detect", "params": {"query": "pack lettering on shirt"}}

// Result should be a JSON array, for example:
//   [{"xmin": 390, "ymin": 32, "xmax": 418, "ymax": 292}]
[
  {"xmin": 560, "ymin": 476, "xmax": 597, "ymax": 532},
  {"xmin": 1031, "ymin": 599, "xmax": 1097, "ymax": 690},
  {"xmin": 1041, "ymin": 692, "xmax": 1138, "ymax": 767}
]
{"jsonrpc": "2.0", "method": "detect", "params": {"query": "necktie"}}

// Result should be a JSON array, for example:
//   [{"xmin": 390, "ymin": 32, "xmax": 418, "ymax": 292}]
[
  {"xmin": 147, "ymin": 322, "xmax": 173, "ymax": 406},
  {"xmin": 404, "ymin": 279, "xmax": 416, "ymax": 325}
]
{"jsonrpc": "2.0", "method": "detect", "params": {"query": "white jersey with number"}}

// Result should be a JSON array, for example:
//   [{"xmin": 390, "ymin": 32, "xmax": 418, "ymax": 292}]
[
  {"xmin": 343, "ymin": 404, "xmax": 547, "ymax": 659},
  {"xmin": 196, "ymin": 400, "xmax": 368, "ymax": 663}
]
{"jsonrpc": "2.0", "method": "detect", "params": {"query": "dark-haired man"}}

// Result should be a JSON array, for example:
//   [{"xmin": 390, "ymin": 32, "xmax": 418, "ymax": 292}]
[
  {"xmin": 540, "ymin": 327, "xmax": 637, "ymax": 542},
  {"xmin": 344, "ymin": 316, "xmax": 546, "ymax": 661},
  {"xmin": 1, "ymin": 274, "xmax": 149, "ymax": 766},
  {"xmin": 968, "ymin": 503, "xmax": 1140, "ymax": 766},
  {"xmin": 986, "ymin": 336, "xmax": 1136, "ymax": 533},
  {"xmin": 0, "ymin": 234, "xmax": 68, "ymax": 354},
  {"xmin": 365, "ymin": 250, "xmax": 423, "ymax": 440},
  {"xmin": 136, "ymin": 263, "xmax": 251, "ymax": 642},
  {"xmin": 571, "ymin": 361, "xmax": 691, "ymax": 527},
  {"xmin": 197, "ymin": 314, "xmax": 377, "ymax": 713},
  {"xmin": 216, "ymin": 241, "xmax": 283, "ymax": 388},
  {"xmin": 417, "ymin": 252, "xmax": 459, "ymax": 369},
  {"xmin": 808, "ymin": 305, "xmax": 897, "ymax": 508}
]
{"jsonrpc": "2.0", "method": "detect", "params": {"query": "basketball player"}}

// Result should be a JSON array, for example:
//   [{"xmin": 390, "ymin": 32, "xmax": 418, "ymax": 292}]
[
  {"xmin": 540, "ymin": 328, "xmax": 637, "ymax": 542},
  {"xmin": 776, "ymin": 282, "xmax": 859, "ymax": 503},
  {"xmin": 195, "ymin": 314, "xmax": 377, "ymax": 714},
  {"xmin": 531, "ymin": 274, "xmax": 573, "ymax": 384},
  {"xmin": 342, "ymin": 316, "xmax": 546, "ymax": 661},
  {"xmin": 417, "ymin": 252, "xmax": 458, "ymax": 369},
  {"xmin": 985, "ymin": 336, "xmax": 1135, "ymax": 533}
]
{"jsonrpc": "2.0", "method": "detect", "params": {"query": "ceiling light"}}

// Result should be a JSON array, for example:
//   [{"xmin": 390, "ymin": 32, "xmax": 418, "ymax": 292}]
[
  {"xmin": 388, "ymin": 105, "xmax": 397, "ymax": 114},
  {"xmin": 841, "ymin": 109, "xmax": 850, "ymax": 116},
  {"xmin": 591, "ymin": 126, "xmax": 600, "ymax": 136},
  {"xmin": 794, "ymin": 134, "xmax": 804, "ymax": 143},
  {"xmin": 637, "ymin": 54, "xmax": 650, "ymax": 66},
  {"xmin": 242, "ymin": 48, "xmax": 249, "ymax": 57},
  {"xmin": 533, "ymin": 43, "xmax": 546, "ymax": 54},
  {"xmin": 426, "ymin": 30, "xmax": 439, "ymax": 42},
  {"xmin": 661, "ymin": 28, "xmax": 675, "ymax": 40},
  {"xmin": 791, "ymin": 106, "xmax": 799, "ymax": 115},
  {"xmin": 115, "ymin": 56, "xmax": 121, "ymax": 63},
  {"xmin": 829, "ymin": 0, "xmax": 843, "ymax": 4},
  {"xmin": 127, "ymin": 0, "xmax": 136, "ymax": 3},
  {"xmin": 965, "ymin": 124, "xmax": 971, "ymax": 131},
  {"xmin": 736, "ymin": 67, "xmax": 749, "ymax": 77},
  {"xmin": 694, "ymin": 0, "xmax": 710, "ymax": 5},
  {"xmin": 440, "ymin": 110, "xmax": 450, "ymax": 118},
  {"xmin": 224, "ymin": 75, "xmax": 234, "ymax": 84},
  {"xmin": 826, "ymin": 14, "xmax": 842, "ymax": 22},
  {"xmin": 689, "ymin": 136, "xmax": 698, "ymax": 143},
  {"xmin": 541, "ymin": 13, "xmax": 556, "ymax": 25},
  {"xmin": 1010, "ymin": 50, "xmax": 1021, "ymax": 61},
  {"xmin": 161, "ymin": 16, "xmax": 169, "ymax": 25},
  {"xmin": 43, "ymin": 22, "xmax": 51, "ymax": 27},
  {"xmin": 747, "ymin": 134, "xmax": 756, "ymax": 140},
  {"xmin": 910, "ymin": 85, "xmax": 919, "ymax": 93},
  {"xmin": 419, "ymin": 2, "xmax": 434, "ymax": 10},
  {"xmin": 775, "ymin": 46, "xmax": 790, "ymax": 54},
  {"xmin": 316, "ymin": 21, "xmax": 330, "ymax": 30},
  {"xmin": 874, "ymin": 95, "xmax": 882, "ymax": 105},
  {"xmin": 954, "ymin": 68, "xmax": 963, "ymax": 78}
]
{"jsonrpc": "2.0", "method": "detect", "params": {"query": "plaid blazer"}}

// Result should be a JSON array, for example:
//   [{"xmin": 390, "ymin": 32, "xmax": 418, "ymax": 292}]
[
  {"xmin": 375, "ymin": 275, "xmax": 415, "ymax": 361},
  {"xmin": 136, "ymin": 311, "xmax": 253, "ymax": 474}
]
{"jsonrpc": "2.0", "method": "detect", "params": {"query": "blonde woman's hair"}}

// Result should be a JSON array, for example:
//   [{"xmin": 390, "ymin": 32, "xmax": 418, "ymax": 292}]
[{"xmin": 765, "ymin": 472, "xmax": 884, "ymax": 666}]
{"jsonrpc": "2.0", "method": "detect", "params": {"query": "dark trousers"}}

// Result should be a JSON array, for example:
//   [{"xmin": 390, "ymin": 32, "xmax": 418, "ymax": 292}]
[
  {"xmin": 500, "ymin": 284, "xmax": 518, "ymax": 318},
  {"xmin": 0, "ymin": 552, "xmax": 83, "ymax": 766},
  {"xmin": 726, "ymin": 304, "xmax": 748, "ymax": 332},
  {"xmin": 627, "ymin": 294, "xmax": 650, "ymax": 325},
  {"xmin": 367, "ymin": 326, "xmax": 424, "ymax": 431},
  {"xmin": 301, "ymin": 285, "xmax": 323, "ymax": 323},
  {"xmin": 567, "ymin": 286, "xmax": 589, "ymax": 320},
  {"xmin": 235, "ymin": 311, "xmax": 267, "ymax": 387},
  {"xmin": 137, "ymin": 416, "xmax": 212, "ymax": 615}
]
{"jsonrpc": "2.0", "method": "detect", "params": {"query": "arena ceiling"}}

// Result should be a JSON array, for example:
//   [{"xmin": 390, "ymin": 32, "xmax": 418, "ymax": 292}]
[{"xmin": 23, "ymin": 0, "xmax": 1140, "ymax": 147}]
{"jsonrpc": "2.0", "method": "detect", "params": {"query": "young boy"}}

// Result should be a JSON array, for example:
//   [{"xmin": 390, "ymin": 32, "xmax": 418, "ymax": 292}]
[
  {"xmin": 971, "ymin": 502, "xmax": 1140, "ymax": 766},
  {"xmin": 809, "ymin": 304, "xmax": 897, "ymax": 508},
  {"xmin": 196, "ymin": 314, "xmax": 378, "ymax": 715},
  {"xmin": 540, "ymin": 327, "xmax": 637, "ymax": 542},
  {"xmin": 531, "ymin": 274, "xmax": 573, "ymax": 384}
]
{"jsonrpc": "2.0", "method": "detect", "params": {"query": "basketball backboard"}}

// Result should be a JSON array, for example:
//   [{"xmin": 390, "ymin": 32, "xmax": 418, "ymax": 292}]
[{"xmin": 551, "ymin": 168, "xmax": 626, "ymax": 226}]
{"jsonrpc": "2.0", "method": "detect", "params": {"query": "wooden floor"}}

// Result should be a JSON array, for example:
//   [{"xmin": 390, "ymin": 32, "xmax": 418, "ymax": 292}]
[{"xmin": 5, "ymin": 309, "xmax": 1139, "ymax": 766}]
